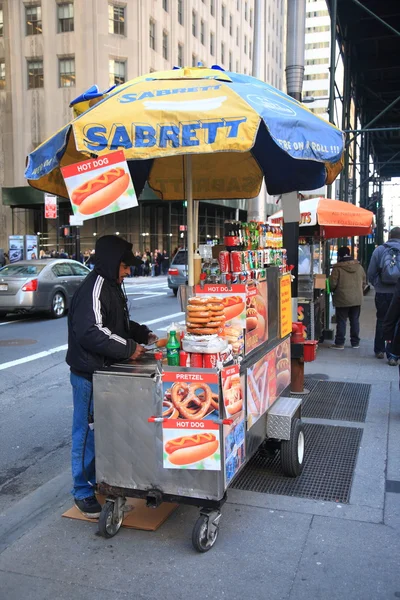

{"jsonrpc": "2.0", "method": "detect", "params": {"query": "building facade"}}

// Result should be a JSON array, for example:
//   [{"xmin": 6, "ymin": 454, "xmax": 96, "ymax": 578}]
[{"xmin": 0, "ymin": 0, "xmax": 286, "ymax": 254}]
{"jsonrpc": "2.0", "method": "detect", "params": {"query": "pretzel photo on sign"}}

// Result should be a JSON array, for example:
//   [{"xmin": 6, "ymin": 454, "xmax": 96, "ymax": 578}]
[{"xmin": 170, "ymin": 382, "xmax": 212, "ymax": 420}]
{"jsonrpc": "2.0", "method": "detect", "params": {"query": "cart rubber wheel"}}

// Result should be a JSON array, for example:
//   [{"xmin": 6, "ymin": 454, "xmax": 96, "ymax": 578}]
[
  {"xmin": 192, "ymin": 515, "xmax": 219, "ymax": 552},
  {"xmin": 280, "ymin": 418, "xmax": 305, "ymax": 478},
  {"xmin": 98, "ymin": 501, "xmax": 123, "ymax": 539}
]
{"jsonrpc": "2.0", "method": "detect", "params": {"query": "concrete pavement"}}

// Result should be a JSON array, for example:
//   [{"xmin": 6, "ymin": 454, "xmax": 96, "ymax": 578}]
[{"xmin": 0, "ymin": 291, "xmax": 399, "ymax": 600}]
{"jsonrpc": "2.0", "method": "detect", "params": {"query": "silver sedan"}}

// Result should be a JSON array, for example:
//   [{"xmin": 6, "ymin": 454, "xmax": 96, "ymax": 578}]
[{"xmin": 0, "ymin": 259, "xmax": 90, "ymax": 319}]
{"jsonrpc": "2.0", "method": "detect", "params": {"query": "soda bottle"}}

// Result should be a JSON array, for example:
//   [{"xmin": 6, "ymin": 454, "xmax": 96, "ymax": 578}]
[{"xmin": 166, "ymin": 330, "xmax": 180, "ymax": 366}]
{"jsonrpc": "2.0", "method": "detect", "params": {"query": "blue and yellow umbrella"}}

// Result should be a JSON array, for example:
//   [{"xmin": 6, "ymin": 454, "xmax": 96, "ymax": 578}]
[{"xmin": 25, "ymin": 66, "xmax": 344, "ymax": 202}]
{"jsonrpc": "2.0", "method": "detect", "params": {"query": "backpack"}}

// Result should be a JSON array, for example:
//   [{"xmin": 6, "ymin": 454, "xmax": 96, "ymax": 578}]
[{"xmin": 379, "ymin": 244, "xmax": 400, "ymax": 285}]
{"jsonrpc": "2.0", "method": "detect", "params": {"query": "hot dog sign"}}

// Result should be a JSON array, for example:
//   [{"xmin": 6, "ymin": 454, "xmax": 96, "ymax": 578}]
[
  {"xmin": 61, "ymin": 150, "xmax": 137, "ymax": 221},
  {"xmin": 162, "ymin": 420, "xmax": 221, "ymax": 471}
]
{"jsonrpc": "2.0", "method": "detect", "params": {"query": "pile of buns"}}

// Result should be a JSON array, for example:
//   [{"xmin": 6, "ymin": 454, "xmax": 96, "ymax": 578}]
[{"xmin": 186, "ymin": 297, "xmax": 225, "ymax": 335}]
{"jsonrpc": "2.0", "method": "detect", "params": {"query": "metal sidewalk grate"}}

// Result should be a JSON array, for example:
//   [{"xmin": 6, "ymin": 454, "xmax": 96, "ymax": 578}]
[
  {"xmin": 231, "ymin": 424, "xmax": 363, "ymax": 503},
  {"xmin": 289, "ymin": 379, "xmax": 371, "ymax": 422}
]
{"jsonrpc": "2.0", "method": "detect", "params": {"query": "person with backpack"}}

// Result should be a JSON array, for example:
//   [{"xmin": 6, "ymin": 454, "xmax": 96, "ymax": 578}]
[
  {"xmin": 383, "ymin": 278, "xmax": 400, "ymax": 384},
  {"xmin": 368, "ymin": 227, "xmax": 400, "ymax": 365}
]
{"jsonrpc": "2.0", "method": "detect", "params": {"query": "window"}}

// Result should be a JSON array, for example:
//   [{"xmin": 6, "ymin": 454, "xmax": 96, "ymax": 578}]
[
  {"xmin": 200, "ymin": 20, "xmax": 205, "ymax": 45},
  {"xmin": 249, "ymin": 41, "xmax": 252, "ymax": 60},
  {"xmin": 192, "ymin": 53, "xmax": 197, "ymax": 67},
  {"xmin": 149, "ymin": 19, "xmax": 155, "ymax": 49},
  {"xmin": 237, "ymin": 0, "xmax": 240, "ymax": 10},
  {"xmin": 108, "ymin": 4, "xmax": 125, "ymax": 36},
  {"xmin": 244, "ymin": 67, "xmax": 247, "ymax": 74},
  {"xmin": 245, "ymin": 1, "xmax": 248, "ymax": 20},
  {"xmin": 210, "ymin": 31, "xmax": 214, "ymax": 55},
  {"xmin": 109, "ymin": 59, "xmax": 126, "ymax": 86},
  {"xmin": 304, "ymin": 89, "xmax": 328, "ymax": 98},
  {"xmin": 27, "ymin": 59, "xmax": 43, "ymax": 88},
  {"xmin": 304, "ymin": 73, "xmax": 329, "ymax": 81},
  {"xmin": 221, "ymin": 42, "xmax": 225, "ymax": 64},
  {"xmin": 0, "ymin": 5, "xmax": 3, "ymax": 37},
  {"xmin": 236, "ymin": 26, "xmax": 239, "ymax": 46},
  {"xmin": 250, "ymin": 8, "xmax": 253, "ymax": 27},
  {"xmin": 178, "ymin": 0, "xmax": 183, "ymax": 25},
  {"xmin": 26, "ymin": 5, "xmax": 42, "ymax": 35},
  {"xmin": 229, "ymin": 14, "xmax": 233, "ymax": 36},
  {"xmin": 210, "ymin": 0, "xmax": 214, "ymax": 17},
  {"xmin": 306, "ymin": 25, "xmax": 330, "ymax": 33},
  {"xmin": 57, "ymin": 2, "xmax": 74, "ymax": 32},
  {"xmin": 52, "ymin": 264, "xmax": 73, "ymax": 277},
  {"xmin": 229, "ymin": 51, "xmax": 232, "ymax": 71},
  {"xmin": 192, "ymin": 10, "xmax": 197, "ymax": 36},
  {"xmin": 71, "ymin": 264, "xmax": 90, "ymax": 276},
  {"xmin": 59, "ymin": 57, "xmax": 75, "ymax": 87},
  {"xmin": 306, "ymin": 57, "xmax": 329, "ymax": 65},
  {"xmin": 244, "ymin": 35, "xmax": 247, "ymax": 54},
  {"xmin": 305, "ymin": 41, "xmax": 329, "ymax": 50},
  {"xmin": 0, "ymin": 61, "xmax": 5, "ymax": 89},
  {"xmin": 163, "ymin": 30, "xmax": 168, "ymax": 59},
  {"xmin": 236, "ymin": 60, "xmax": 239, "ymax": 72},
  {"xmin": 163, "ymin": 0, "xmax": 168, "ymax": 12},
  {"xmin": 221, "ymin": 4, "xmax": 226, "ymax": 26},
  {"xmin": 178, "ymin": 43, "xmax": 184, "ymax": 67}
]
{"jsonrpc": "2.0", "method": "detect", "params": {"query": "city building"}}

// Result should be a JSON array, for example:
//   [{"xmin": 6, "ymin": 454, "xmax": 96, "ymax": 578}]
[
  {"xmin": 0, "ymin": 0, "xmax": 285, "ymax": 255},
  {"xmin": 303, "ymin": 0, "xmax": 330, "ymax": 119}
]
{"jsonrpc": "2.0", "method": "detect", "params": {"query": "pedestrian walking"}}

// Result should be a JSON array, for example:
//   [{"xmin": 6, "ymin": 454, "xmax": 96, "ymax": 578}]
[
  {"xmin": 383, "ymin": 278, "xmax": 400, "ymax": 386},
  {"xmin": 66, "ymin": 235, "xmax": 157, "ymax": 518},
  {"xmin": 329, "ymin": 246, "xmax": 366, "ymax": 349},
  {"xmin": 162, "ymin": 249, "xmax": 170, "ymax": 275},
  {"xmin": 367, "ymin": 227, "xmax": 400, "ymax": 364},
  {"xmin": 0, "ymin": 249, "xmax": 5, "ymax": 268}
]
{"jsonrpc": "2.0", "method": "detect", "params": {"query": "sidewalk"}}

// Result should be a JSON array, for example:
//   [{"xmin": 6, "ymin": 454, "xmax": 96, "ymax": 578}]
[{"xmin": 0, "ymin": 292, "xmax": 399, "ymax": 600}]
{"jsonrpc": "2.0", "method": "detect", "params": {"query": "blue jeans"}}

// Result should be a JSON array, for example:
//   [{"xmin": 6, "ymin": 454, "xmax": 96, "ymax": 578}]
[
  {"xmin": 374, "ymin": 293, "xmax": 396, "ymax": 358},
  {"xmin": 70, "ymin": 372, "xmax": 96, "ymax": 500}
]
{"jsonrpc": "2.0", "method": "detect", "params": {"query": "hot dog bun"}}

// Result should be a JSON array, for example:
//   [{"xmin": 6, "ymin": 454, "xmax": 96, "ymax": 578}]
[
  {"xmin": 246, "ymin": 316, "xmax": 258, "ymax": 332},
  {"xmin": 71, "ymin": 168, "xmax": 130, "ymax": 215},
  {"xmin": 166, "ymin": 433, "xmax": 219, "ymax": 466}
]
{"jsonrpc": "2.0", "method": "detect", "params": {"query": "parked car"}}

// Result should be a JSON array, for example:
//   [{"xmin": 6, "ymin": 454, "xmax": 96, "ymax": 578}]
[
  {"xmin": 0, "ymin": 259, "xmax": 90, "ymax": 319},
  {"xmin": 167, "ymin": 249, "xmax": 188, "ymax": 296}
]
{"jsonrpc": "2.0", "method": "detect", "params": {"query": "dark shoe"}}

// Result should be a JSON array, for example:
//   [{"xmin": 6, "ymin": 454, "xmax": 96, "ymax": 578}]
[
  {"xmin": 375, "ymin": 352, "xmax": 385, "ymax": 359},
  {"xmin": 74, "ymin": 496, "xmax": 101, "ymax": 519},
  {"xmin": 330, "ymin": 344, "xmax": 344, "ymax": 350},
  {"xmin": 352, "ymin": 345, "xmax": 360, "ymax": 349},
  {"xmin": 388, "ymin": 358, "xmax": 398, "ymax": 367}
]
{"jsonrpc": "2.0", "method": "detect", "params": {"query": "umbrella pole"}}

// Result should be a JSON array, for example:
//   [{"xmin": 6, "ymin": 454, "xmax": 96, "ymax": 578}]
[{"xmin": 184, "ymin": 155, "xmax": 195, "ymax": 287}]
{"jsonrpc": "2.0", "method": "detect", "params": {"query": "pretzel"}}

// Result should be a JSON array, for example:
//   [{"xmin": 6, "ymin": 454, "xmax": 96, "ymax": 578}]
[
  {"xmin": 162, "ymin": 400, "xmax": 179, "ymax": 419},
  {"xmin": 171, "ymin": 382, "xmax": 212, "ymax": 419}
]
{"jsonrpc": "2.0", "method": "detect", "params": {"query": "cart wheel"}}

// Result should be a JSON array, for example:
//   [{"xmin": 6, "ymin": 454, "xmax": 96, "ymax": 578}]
[
  {"xmin": 98, "ymin": 501, "xmax": 123, "ymax": 539},
  {"xmin": 280, "ymin": 418, "xmax": 305, "ymax": 477},
  {"xmin": 192, "ymin": 513, "xmax": 220, "ymax": 552}
]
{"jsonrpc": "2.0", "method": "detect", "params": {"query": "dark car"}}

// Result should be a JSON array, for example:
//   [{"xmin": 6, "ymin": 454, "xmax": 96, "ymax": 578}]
[
  {"xmin": 167, "ymin": 249, "xmax": 188, "ymax": 296},
  {"xmin": 0, "ymin": 259, "xmax": 90, "ymax": 319}
]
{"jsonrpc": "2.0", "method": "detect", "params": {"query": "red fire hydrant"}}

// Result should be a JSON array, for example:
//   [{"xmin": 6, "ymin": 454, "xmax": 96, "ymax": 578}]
[{"xmin": 290, "ymin": 323, "xmax": 318, "ymax": 394}]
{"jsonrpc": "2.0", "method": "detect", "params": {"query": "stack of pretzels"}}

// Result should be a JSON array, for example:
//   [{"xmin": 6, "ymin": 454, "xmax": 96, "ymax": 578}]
[{"xmin": 186, "ymin": 296, "xmax": 225, "ymax": 336}]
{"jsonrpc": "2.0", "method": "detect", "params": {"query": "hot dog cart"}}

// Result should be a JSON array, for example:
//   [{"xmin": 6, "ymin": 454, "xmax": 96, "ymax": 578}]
[{"xmin": 94, "ymin": 264, "xmax": 305, "ymax": 551}]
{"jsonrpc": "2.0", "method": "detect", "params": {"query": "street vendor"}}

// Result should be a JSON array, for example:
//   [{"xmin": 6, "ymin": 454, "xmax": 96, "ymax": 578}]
[{"xmin": 66, "ymin": 234, "xmax": 157, "ymax": 518}]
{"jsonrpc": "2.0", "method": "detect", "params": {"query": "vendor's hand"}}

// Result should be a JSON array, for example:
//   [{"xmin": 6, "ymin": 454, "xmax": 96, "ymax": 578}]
[
  {"xmin": 130, "ymin": 344, "xmax": 146, "ymax": 361},
  {"xmin": 147, "ymin": 332, "xmax": 159, "ymax": 345}
]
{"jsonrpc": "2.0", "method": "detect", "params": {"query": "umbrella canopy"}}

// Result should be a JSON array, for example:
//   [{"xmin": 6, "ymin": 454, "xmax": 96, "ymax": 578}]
[
  {"xmin": 25, "ymin": 66, "xmax": 344, "ymax": 201},
  {"xmin": 269, "ymin": 197, "xmax": 374, "ymax": 238}
]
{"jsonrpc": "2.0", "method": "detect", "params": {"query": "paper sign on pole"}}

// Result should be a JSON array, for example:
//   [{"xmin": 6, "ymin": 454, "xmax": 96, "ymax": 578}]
[
  {"xmin": 45, "ymin": 194, "xmax": 58, "ymax": 219},
  {"xmin": 61, "ymin": 150, "xmax": 137, "ymax": 222}
]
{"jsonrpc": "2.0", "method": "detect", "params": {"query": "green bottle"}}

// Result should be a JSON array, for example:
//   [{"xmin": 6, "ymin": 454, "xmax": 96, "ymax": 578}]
[{"xmin": 166, "ymin": 330, "xmax": 180, "ymax": 366}]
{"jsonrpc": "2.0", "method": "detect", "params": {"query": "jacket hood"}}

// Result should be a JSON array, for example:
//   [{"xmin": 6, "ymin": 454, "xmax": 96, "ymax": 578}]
[
  {"xmin": 94, "ymin": 235, "xmax": 132, "ymax": 282},
  {"xmin": 385, "ymin": 239, "xmax": 400, "ymax": 249},
  {"xmin": 336, "ymin": 258, "xmax": 360, "ymax": 273}
]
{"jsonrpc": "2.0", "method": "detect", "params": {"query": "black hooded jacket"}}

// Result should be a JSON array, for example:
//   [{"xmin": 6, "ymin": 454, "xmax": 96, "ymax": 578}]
[{"xmin": 66, "ymin": 235, "xmax": 150, "ymax": 379}]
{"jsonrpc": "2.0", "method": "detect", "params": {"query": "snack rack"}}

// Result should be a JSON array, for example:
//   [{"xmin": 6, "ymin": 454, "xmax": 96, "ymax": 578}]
[{"xmin": 93, "ymin": 264, "xmax": 305, "ymax": 551}]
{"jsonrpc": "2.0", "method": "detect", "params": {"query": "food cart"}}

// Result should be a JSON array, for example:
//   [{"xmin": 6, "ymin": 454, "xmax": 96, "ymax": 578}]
[
  {"xmin": 270, "ymin": 198, "xmax": 374, "ymax": 341},
  {"xmin": 24, "ymin": 66, "xmax": 345, "ymax": 551}
]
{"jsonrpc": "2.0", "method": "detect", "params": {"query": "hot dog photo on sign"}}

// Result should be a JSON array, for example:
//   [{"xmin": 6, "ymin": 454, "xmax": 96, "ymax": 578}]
[
  {"xmin": 61, "ymin": 150, "xmax": 138, "ymax": 221},
  {"xmin": 162, "ymin": 420, "xmax": 221, "ymax": 470}
]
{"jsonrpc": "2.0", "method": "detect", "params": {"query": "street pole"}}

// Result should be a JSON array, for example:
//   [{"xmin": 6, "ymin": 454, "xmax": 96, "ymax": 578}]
[
  {"xmin": 285, "ymin": 0, "xmax": 306, "ymax": 302},
  {"xmin": 324, "ymin": 0, "xmax": 338, "ymax": 336}
]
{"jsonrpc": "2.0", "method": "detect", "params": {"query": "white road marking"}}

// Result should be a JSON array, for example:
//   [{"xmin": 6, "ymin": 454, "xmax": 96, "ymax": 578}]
[
  {"xmin": 0, "ymin": 313, "xmax": 184, "ymax": 370},
  {"xmin": 0, "ymin": 344, "xmax": 68, "ymax": 371},
  {"xmin": 0, "ymin": 319, "xmax": 29, "ymax": 326}
]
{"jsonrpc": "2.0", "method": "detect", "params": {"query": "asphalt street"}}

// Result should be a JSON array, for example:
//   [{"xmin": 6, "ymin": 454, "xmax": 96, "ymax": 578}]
[{"xmin": 0, "ymin": 276, "xmax": 181, "ymax": 514}]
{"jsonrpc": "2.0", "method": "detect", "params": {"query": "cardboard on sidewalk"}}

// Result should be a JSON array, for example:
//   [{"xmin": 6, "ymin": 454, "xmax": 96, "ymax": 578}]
[{"xmin": 62, "ymin": 496, "xmax": 177, "ymax": 531}]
